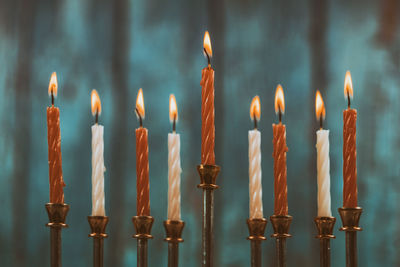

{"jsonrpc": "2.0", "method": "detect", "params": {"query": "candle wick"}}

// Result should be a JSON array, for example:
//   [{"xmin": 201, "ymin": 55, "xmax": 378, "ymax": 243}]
[
  {"xmin": 319, "ymin": 116, "xmax": 323, "ymax": 130},
  {"xmin": 135, "ymin": 108, "xmax": 143, "ymax": 127},
  {"xmin": 278, "ymin": 108, "xmax": 282, "ymax": 124},
  {"xmin": 172, "ymin": 115, "xmax": 176, "ymax": 133},
  {"xmin": 347, "ymin": 92, "xmax": 351, "ymax": 109},
  {"xmin": 253, "ymin": 115, "xmax": 258, "ymax": 130},
  {"xmin": 95, "ymin": 111, "xmax": 99, "ymax": 124},
  {"xmin": 51, "ymin": 92, "xmax": 54, "ymax": 106},
  {"xmin": 204, "ymin": 48, "xmax": 211, "ymax": 67}
]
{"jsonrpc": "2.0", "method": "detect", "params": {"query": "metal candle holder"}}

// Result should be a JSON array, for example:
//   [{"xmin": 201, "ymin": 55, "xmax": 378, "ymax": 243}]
[
  {"xmin": 132, "ymin": 215, "xmax": 154, "ymax": 267},
  {"xmin": 164, "ymin": 220, "xmax": 185, "ymax": 267},
  {"xmin": 197, "ymin": 164, "xmax": 220, "ymax": 267},
  {"xmin": 45, "ymin": 203, "xmax": 70, "ymax": 267},
  {"xmin": 338, "ymin": 207, "xmax": 362, "ymax": 267},
  {"xmin": 88, "ymin": 216, "xmax": 109, "ymax": 267},
  {"xmin": 314, "ymin": 216, "xmax": 336, "ymax": 267},
  {"xmin": 247, "ymin": 218, "xmax": 267, "ymax": 267},
  {"xmin": 270, "ymin": 215, "xmax": 292, "ymax": 267}
]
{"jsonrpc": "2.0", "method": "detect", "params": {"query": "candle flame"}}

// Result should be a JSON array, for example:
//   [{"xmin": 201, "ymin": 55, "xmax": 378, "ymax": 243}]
[
  {"xmin": 344, "ymin": 71, "xmax": 353, "ymax": 99},
  {"xmin": 250, "ymin": 95, "xmax": 261, "ymax": 121},
  {"xmin": 203, "ymin": 31, "xmax": 212, "ymax": 58},
  {"xmin": 91, "ymin": 89, "xmax": 102, "ymax": 116},
  {"xmin": 48, "ymin": 72, "xmax": 58, "ymax": 97},
  {"xmin": 274, "ymin": 84, "xmax": 285, "ymax": 114},
  {"xmin": 169, "ymin": 94, "xmax": 178, "ymax": 123},
  {"xmin": 315, "ymin": 90, "xmax": 325, "ymax": 121},
  {"xmin": 136, "ymin": 88, "xmax": 145, "ymax": 119}
]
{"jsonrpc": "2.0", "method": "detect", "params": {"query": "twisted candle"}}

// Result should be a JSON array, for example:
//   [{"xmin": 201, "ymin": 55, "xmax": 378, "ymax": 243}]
[
  {"xmin": 136, "ymin": 127, "xmax": 150, "ymax": 216},
  {"xmin": 316, "ymin": 129, "xmax": 331, "ymax": 217},
  {"xmin": 92, "ymin": 124, "xmax": 106, "ymax": 216},
  {"xmin": 249, "ymin": 129, "xmax": 263, "ymax": 219},
  {"xmin": 343, "ymin": 108, "xmax": 357, "ymax": 208},
  {"xmin": 168, "ymin": 133, "xmax": 181, "ymax": 220},
  {"xmin": 200, "ymin": 67, "xmax": 215, "ymax": 165},
  {"xmin": 272, "ymin": 123, "xmax": 288, "ymax": 215}
]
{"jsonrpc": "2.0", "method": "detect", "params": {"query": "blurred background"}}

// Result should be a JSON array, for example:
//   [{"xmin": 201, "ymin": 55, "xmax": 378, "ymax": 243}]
[{"xmin": 0, "ymin": 0, "xmax": 399, "ymax": 266}]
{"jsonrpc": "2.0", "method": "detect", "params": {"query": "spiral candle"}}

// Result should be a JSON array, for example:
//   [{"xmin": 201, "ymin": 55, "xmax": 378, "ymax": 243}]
[
  {"xmin": 316, "ymin": 129, "xmax": 331, "ymax": 217},
  {"xmin": 249, "ymin": 129, "xmax": 263, "ymax": 219},
  {"xmin": 168, "ymin": 133, "xmax": 181, "ymax": 220},
  {"xmin": 136, "ymin": 127, "xmax": 150, "ymax": 216},
  {"xmin": 343, "ymin": 108, "xmax": 357, "ymax": 208},
  {"xmin": 91, "ymin": 124, "xmax": 106, "ymax": 216}
]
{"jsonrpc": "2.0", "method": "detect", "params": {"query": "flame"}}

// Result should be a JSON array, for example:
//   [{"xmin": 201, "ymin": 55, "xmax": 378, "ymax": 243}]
[
  {"xmin": 344, "ymin": 71, "xmax": 353, "ymax": 99},
  {"xmin": 91, "ymin": 89, "xmax": 102, "ymax": 116},
  {"xmin": 315, "ymin": 90, "xmax": 325, "ymax": 121},
  {"xmin": 203, "ymin": 31, "xmax": 212, "ymax": 58},
  {"xmin": 274, "ymin": 84, "xmax": 285, "ymax": 114},
  {"xmin": 48, "ymin": 72, "xmax": 58, "ymax": 97},
  {"xmin": 250, "ymin": 95, "xmax": 261, "ymax": 121},
  {"xmin": 169, "ymin": 94, "xmax": 178, "ymax": 123},
  {"xmin": 136, "ymin": 88, "xmax": 145, "ymax": 119}
]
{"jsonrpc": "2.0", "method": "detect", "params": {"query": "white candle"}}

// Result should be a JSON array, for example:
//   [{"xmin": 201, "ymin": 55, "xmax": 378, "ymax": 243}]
[{"xmin": 316, "ymin": 129, "xmax": 331, "ymax": 217}]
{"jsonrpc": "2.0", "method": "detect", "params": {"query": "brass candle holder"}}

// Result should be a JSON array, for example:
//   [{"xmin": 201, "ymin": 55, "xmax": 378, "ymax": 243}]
[
  {"xmin": 88, "ymin": 216, "xmax": 109, "ymax": 267},
  {"xmin": 197, "ymin": 164, "xmax": 220, "ymax": 267},
  {"xmin": 270, "ymin": 215, "xmax": 292, "ymax": 267},
  {"xmin": 247, "ymin": 218, "xmax": 267, "ymax": 267},
  {"xmin": 164, "ymin": 220, "xmax": 185, "ymax": 267},
  {"xmin": 338, "ymin": 207, "xmax": 362, "ymax": 267},
  {"xmin": 314, "ymin": 216, "xmax": 336, "ymax": 267},
  {"xmin": 132, "ymin": 215, "xmax": 154, "ymax": 267},
  {"xmin": 45, "ymin": 203, "xmax": 70, "ymax": 267}
]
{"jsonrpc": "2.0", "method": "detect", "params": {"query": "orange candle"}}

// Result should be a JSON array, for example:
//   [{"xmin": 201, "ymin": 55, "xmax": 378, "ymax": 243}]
[
  {"xmin": 343, "ymin": 71, "xmax": 358, "ymax": 208},
  {"xmin": 46, "ymin": 72, "xmax": 65, "ymax": 203},
  {"xmin": 200, "ymin": 31, "xmax": 215, "ymax": 165},
  {"xmin": 135, "ymin": 89, "xmax": 150, "ymax": 216},
  {"xmin": 272, "ymin": 85, "xmax": 288, "ymax": 215}
]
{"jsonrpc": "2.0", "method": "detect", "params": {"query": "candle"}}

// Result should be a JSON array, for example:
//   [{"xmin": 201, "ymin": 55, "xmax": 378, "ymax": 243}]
[
  {"xmin": 272, "ymin": 85, "xmax": 288, "ymax": 216},
  {"xmin": 315, "ymin": 90, "xmax": 331, "ymax": 217},
  {"xmin": 167, "ymin": 94, "xmax": 182, "ymax": 221},
  {"xmin": 249, "ymin": 96, "xmax": 263, "ymax": 219},
  {"xmin": 47, "ymin": 72, "xmax": 65, "ymax": 203},
  {"xmin": 200, "ymin": 31, "xmax": 215, "ymax": 165},
  {"xmin": 343, "ymin": 71, "xmax": 358, "ymax": 208},
  {"xmin": 135, "ymin": 88, "xmax": 150, "ymax": 216},
  {"xmin": 91, "ymin": 90, "xmax": 106, "ymax": 216}
]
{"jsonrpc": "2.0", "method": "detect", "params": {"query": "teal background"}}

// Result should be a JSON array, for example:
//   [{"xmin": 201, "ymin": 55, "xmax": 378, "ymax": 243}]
[{"xmin": 1, "ymin": 0, "xmax": 399, "ymax": 266}]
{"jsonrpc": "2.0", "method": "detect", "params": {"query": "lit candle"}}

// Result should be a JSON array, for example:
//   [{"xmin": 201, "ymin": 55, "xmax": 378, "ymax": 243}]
[
  {"xmin": 272, "ymin": 85, "xmax": 288, "ymax": 216},
  {"xmin": 167, "ymin": 94, "xmax": 182, "ymax": 221},
  {"xmin": 200, "ymin": 31, "xmax": 215, "ymax": 165},
  {"xmin": 47, "ymin": 72, "xmax": 65, "ymax": 203},
  {"xmin": 343, "ymin": 71, "xmax": 358, "ymax": 208},
  {"xmin": 315, "ymin": 91, "xmax": 331, "ymax": 217},
  {"xmin": 249, "ymin": 96, "xmax": 263, "ymax": 219},
  {"xmin": 135, "ymin": 89, "xmax": 150, "ymax": 216},
  {"xmin": 90, "ymin": 90, "xmax": 106, "ymax": 216}
]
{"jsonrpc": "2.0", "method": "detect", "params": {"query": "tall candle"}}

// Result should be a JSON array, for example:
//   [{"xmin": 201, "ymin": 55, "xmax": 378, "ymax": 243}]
[
  {"xmin": 91, "ymin": 90, "xmax": 106, "ymax": 216},
  {"xmin": 135, "ymin": 88, "xmax": 150, "ymax": 216},
  {"xmin": 249, "ymin": 96, "xmax": 263, "ymax": 219},
  {"xmin": 343, "ymin": 71, "xmax": 358, "ymax": 208},
  {"xmin": 272, "ymin": 85, "xmax": 288, "ymax": 216},
  {"xmin": 200, "ymin": 31, "xmax": 215, "ymax": 165},
  {"xmin": 315, "ymin": 91, "xmax": 331, "ymax": 217},
  {"xmin": 46, "ymin": 72, "xmax": 65, "ymax": 203},
  {"xmin": 168, "ymin": 94, "xmax": 182, "ymax": 221}
]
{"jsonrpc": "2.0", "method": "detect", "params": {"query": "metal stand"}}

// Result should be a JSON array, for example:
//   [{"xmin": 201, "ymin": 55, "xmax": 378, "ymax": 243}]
[
  {"xmin": 88, "ymin": 216, "xmax": 109, "ymax": 267},
  {"xmin": 197, "ymin": 164, "xmax": 220, "ymax": 267},
  {"xmin": 45, "ymin": 203, "xmax": 70, "ymax": 267},
  {"xmin": 133, "ymin": 215, "xmax": 154, "ymax": 267},
  {"xmin": 164, "ymin": 220, "xmax": 185, "ymax": 267},
  {"xmin": 338, "ymin": 207, "xmax": 362, "ymax": 267},
  {"xmin": 270, "ymin": 215, "xmax": 292, "ymax": 267},
  {"xmin": 247, "ymin": 218, "xmax": 267, "ymax": 267},
  {"xmin": 314, "ymin": 217, "xmax": 336, "ymax": 267}
]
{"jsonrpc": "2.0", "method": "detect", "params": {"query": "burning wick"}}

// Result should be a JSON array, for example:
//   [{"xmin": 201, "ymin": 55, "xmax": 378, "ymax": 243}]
[
  {"xmin": 91, "ymin": 89, "xmax": 102, "ymax": 125},
  {"xmin": 169, "ymin": 94, "xmax": 178, "ymax": 133},
  {"xmin": 136, "ymin": 108, "xmax": 143, "ymax": 127},
  {"xmin": 136, "ymin": 88, "xmax": 145, "ymax": 128},
  {"xmin": 274, "ymin": 84, "xmax": 285, "ymax": 124},
  {"xmin": 203, "ymin": 31, "xmax": 212, "ymax": 68},
  {"xmin": 315, "ymin": 90, "xmax": 325, "ymax": 130},
  {"xmin": 48, "ymin": 72, "xmax": 58, "ymax": 107},
  {"xmin": 250, "ymin": 95, "xmax": 260, "ymax": 130},
  {"xmin": 344, "ymin": 71, "xmax": 353, "ymax": 109}
]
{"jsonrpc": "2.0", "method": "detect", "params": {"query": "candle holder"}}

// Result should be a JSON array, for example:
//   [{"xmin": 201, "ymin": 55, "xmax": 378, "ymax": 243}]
[
  {"xmin": 314, "ymin": 216, "xmax": 336, "ymax": 267},
  {"xmin": 247, "ymin": 218, "xmax": 267, "ymax": 267},
  {"xmin": 132, "ymin": 215, "xmax": 154, "ymax": 267},
  {"xmin": 88, "ymin": 216, "xmax": 109, "ymax": 267},
  {"xmin": 45, "ymin": 203, "xmax": 70, "ymax": 267},
  {"xmin": 164, "ymin": 220, "xmax": 185, "ymax": 267},
  {"xmin": 338, "ymin": 207, "xmax": 362, "ymax": 267},
  {"xmin": 270, "ymin": 215, "xmax": 292, "ymax": 267},
  {"xmin": 197, "ymin": 164, "xmax": 220, "ymax": 267}
]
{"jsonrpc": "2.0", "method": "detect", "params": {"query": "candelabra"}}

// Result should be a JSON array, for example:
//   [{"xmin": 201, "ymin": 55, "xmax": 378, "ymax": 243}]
[
  {"xmin": 247, "ymin": 218, "xmax": 267, "ymax": 267},
  {"xmin": 45, "ymin": 203, "xmax": 70, "ymax": 267},
  {"xmin": 132, "ymin": 215, "xmax": 154, "ymax": 267},
  {"xmin": 270, "ymin": 215, "xmax": 292, "ymax": 267},
  {"xmin": 164, "ymin": 220, "xmax": 185, "ymax": 267},
  {"xmin": 338, "ymin": 207, "xmax": 362, "ymax": 267},
  {"xmin": 88, "ymin": 216, "xmax": 108, "ymax": 267},
  {"xmin": 314, "ymin": 216, "xmax": 336, "ymax": 267},
  {"xmin": 197, "ymin": 164, "xmax": 220, "ymax": 267}
]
